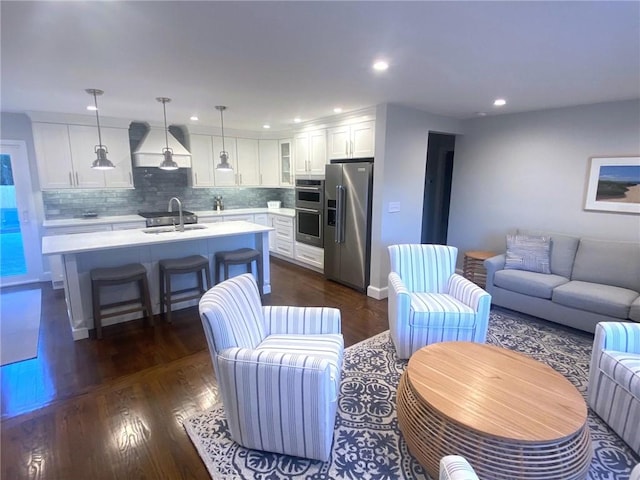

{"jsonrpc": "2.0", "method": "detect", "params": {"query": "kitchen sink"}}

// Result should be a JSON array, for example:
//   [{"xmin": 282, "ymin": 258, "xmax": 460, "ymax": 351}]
[{"xmin": 142, "ymin": 224, "xmax": 208, "ymax": 234}]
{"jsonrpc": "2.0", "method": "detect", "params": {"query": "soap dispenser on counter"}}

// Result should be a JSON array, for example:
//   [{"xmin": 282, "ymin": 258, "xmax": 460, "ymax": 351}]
[{"xmin": 214, "ymin": 195, "xmax": 224, "ymax": 212}]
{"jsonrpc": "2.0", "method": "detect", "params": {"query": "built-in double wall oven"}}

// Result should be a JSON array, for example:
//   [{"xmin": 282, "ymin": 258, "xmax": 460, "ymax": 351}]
[{"xmin": 295, "ymin": 178, "xmax": 324, "ymax": 248}]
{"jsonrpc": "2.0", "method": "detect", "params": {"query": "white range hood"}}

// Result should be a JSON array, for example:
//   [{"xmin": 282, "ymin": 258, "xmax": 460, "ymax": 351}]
[{"xmin": 133, "ymin": 127, "xmax": 191, "ymax": 168}]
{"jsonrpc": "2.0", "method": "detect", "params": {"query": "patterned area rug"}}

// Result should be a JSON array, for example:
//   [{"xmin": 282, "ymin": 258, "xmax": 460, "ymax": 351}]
[{"xmin": 184, "ymin": 308, "xmax": 640, "ymax": 479}]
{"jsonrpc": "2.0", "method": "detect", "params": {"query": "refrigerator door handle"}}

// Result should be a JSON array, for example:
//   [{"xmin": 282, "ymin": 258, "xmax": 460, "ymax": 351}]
[{"xmin": 336, "ymin": 185, "xmax": 346, "ymax": 243}]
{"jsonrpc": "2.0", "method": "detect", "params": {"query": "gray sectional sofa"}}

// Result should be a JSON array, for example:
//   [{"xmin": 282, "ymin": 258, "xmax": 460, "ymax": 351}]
[{"xmin": 484, "ymin": 232, "xmax": 640, "ymax": 333}]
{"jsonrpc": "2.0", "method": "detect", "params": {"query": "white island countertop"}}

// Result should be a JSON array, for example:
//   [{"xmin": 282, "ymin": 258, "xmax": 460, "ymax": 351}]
[{"xmin": 42, "ymin": 221, "xmax": 273, "ymax": 256}]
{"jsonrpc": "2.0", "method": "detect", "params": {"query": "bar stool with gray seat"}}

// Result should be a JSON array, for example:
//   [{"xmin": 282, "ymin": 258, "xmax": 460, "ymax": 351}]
[
  {"xmin": 215, "ymin": 248, "xmax": 263, "ymax": 295},
  {"xmin": 90, "ymin": 263, "xmax": 153, "ymax": 339},
  {"xmin": 159, "ymin": 255, "xmax": 211, "ymax": 323}
]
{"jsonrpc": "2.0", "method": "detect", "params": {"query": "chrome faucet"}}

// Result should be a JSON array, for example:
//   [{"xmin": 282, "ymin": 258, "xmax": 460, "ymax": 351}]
[{"xmin": 168, "ymin": 197, "xmax": 184, "ymax": 231}]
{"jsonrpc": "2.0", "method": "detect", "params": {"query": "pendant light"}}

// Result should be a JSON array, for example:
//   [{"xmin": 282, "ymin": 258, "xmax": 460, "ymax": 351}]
[
  {"xmin": 86, "ymin": 89, "xmax": 115, "ymax": 170},
  {"xmin": 215, "ymin": 105, "xmax": 233, "ymax": 171},
  {"xmin": 157, "ymin": 97, "xmax": 179, "ymax": 170}
]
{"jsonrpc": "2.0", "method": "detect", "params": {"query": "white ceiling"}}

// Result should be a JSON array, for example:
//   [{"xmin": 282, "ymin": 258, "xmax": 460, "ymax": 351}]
[{"xmin": 2, "ymin": 1, "xmax": 639, "ymax": 132}]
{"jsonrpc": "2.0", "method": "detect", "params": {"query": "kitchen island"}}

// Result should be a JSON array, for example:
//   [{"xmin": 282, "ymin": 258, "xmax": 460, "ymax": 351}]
[{"xmin": 42, "ymin": 221, "xmax": 273, "ymax": 340}]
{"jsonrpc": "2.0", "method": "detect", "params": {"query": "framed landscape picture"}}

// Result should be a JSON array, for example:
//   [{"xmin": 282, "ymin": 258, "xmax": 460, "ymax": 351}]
[{"xmin": 584, "ymin": 156, "xmax": 640, "ymax": 214}]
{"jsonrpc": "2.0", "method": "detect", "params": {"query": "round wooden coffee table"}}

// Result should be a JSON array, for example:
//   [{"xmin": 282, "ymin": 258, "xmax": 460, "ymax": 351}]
[{"xmin": 397, "ymin": 342, "xmax": 592, "ymax": 479}]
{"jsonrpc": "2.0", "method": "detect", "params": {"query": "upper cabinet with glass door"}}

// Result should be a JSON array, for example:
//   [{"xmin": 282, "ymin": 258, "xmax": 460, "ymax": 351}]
[
  {"xmin": 33, "ymin": 122, "xmax": 133, "ymax": 190},
  {"xmin": 278, "ymin": 139, "xmax": 293, "ymax": 187}
]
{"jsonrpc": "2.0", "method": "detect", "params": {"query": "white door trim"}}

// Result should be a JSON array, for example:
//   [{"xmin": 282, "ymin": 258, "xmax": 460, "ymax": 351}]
[{"xmin": 1, "ymin": 139, "xmax": 42, "ymax": 286}]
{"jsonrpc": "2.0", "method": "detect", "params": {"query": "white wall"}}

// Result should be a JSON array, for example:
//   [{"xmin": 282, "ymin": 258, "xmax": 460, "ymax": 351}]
[
  {"xmin": 448, "ymin": 100, "xmax": 640, "ymax": 260},
  {"xmin": 368, "ymin": 103, "xmax": 464, "ymax": 297}
]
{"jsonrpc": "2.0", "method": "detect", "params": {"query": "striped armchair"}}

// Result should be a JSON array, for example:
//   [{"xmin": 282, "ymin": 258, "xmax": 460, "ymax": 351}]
[
  {"xmin": 588, "ymin": 321, "xmax": 640, "ymax": 455},
  {"xmin": 440, "ymin": 455, "xmax": 479, "ymax": 480},
  {"xmin": 388, "ymin": 244, "xmax": 491, "ymax": 359},
  {"xmin": 199, "ymin": 273, "xmax": 344, "ymax": 461}
]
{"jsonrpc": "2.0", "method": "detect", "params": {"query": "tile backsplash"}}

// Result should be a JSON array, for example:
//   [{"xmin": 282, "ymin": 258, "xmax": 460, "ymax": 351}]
[{"xmin": 43, "ymin": 168, "xmax": 295, "ymax": 219}]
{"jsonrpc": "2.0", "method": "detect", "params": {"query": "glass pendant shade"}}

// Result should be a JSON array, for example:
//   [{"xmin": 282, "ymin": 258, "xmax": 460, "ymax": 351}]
[
  {"xmin": 157, "ymin": 97, "xmax": 179, "ymax": 170},
  {"xmin": 215, "ymin": 105, "xmax": 233, "ymax": 171},
  {"xmin": 87, "ymin": 89, "xmax": 115, "ymax": 170}
]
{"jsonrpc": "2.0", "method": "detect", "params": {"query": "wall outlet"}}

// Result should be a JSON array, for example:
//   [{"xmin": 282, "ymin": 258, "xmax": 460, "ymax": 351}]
[{"xmin": 388, "ymin": 201, "xmax": 401, "ymax": 213}]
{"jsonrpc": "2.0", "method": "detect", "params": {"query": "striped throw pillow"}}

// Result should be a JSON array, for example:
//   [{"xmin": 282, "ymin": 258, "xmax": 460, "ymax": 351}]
[{"xmin": 505, "ymin": 234, "xmax": 551, "ymax": 274}]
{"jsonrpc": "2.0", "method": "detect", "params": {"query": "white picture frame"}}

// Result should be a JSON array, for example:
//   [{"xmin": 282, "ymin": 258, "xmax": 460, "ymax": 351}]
[{"xmin": 584, "ymin": 156, "xmax": 640, "ymax": 214}]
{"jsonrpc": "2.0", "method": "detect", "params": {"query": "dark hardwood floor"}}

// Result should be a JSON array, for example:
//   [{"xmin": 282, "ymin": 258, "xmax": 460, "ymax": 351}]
[{"xmin": 1, "ymin": 258, "xmax": 388, "ymax": 479}]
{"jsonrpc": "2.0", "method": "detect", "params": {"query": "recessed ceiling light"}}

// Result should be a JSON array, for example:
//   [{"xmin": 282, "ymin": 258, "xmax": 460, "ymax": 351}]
[
  {"xmin": 476, "ymin": 112, "xmax": 487, "ymax": 117},
  {"xmin": 263, "ymin": 124, "xmax": 271, "ymax": 129},
  {"xmin": 372, "ymin": 60, "xmax": 389, "ymax": 71},
  {"xmin": 493, "ymin": 98, "xmax": 507, "ymax": 107},
  {"xmin": 293, "ymin": 117, "xmax": 302, "ymax": 123},
  {"xmin": 190, "ymin": 115, "xmax": 199, "ymax": 121},
  {"xmin": 86, "ymin": 105, "xmax": 98, "ymax": 111},
  {"xmin": 333, "ymin": 107, "xmax": 343, "ymax": 114}
]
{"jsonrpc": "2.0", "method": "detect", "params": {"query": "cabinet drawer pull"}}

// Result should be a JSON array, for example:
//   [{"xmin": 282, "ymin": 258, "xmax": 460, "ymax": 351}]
[
  {"xmin": 75, "ymin": 172, "xmax": 79, "ymax": 186},
  {"xmin": 69, "ymin": 172, "xmax": 73, "ymax": 186}
]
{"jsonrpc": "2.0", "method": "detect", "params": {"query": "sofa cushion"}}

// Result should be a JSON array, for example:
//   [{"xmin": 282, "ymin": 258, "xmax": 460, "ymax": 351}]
[
  {"xmin": 505, "ymin": 234, "xmax": 551, "ymax": 274},
  {"xmin": 599, "ymin": 350, "xmax": 640, "ymax": 399},
  {"xmin": 572, "ymin": 238, "xmax": 640, "ymax": 292},
  {"xmin": 630, "ymin": 296, "xmax": 640, "ymax": 323},
  {"xmin": 553, "ymin": 281, "xmax": 637, "ymax": 319},
  {"xmin": 518, "ymin": 230, "xmax": 580, "ymax": 278},
  {"xmin": 494, "ymin": 269, "xmax": 569, "ymax": 299}
]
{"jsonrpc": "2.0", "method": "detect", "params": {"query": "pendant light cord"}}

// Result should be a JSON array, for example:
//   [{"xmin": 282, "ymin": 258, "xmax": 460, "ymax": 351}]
[
  {"xmin": 93, "ymin": 91, "xmax": 103, "ymax": 147},
  {"xmin": 162, "ymin": 100, "xmax": 170, "ymax": 150},
  {"xmin": 220, "ymin": 107, "xmax": 226, "ymax": 152}
]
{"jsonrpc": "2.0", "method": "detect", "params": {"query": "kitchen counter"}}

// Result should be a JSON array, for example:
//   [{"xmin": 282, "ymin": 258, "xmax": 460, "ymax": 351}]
[
  {"xmin": 42, "ymin": 221, "xmax": 272, "ymax": 255},
  {"xmin": 42, "ymin": 207, "xmax": 295, "ymax": 228},
  {"xmin": 43, "ymin": 221, "xmax": 273, "ymax": 341},
  {"xmin": 43, "ymin": 214, "xmax": 145, "ymax": 228},
  {"xmin": 197, "ymin": 207, "xmax": 295, "ymax": 217}
]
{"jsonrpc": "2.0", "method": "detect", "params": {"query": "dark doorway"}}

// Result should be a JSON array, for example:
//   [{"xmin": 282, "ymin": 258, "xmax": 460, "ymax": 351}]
[{"xmin": 421, "ymin": 132, "xmax": 456, "ymax": 244}]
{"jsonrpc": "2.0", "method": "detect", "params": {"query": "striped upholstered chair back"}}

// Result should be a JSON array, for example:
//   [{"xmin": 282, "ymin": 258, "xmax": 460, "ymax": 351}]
[
  {"xmin": 388, "ymin": 244, "xmax": 458, "ymax": 293},
  {"xmin": 198, "ymin": 273, "xmax": 266, "ymax": 375}
]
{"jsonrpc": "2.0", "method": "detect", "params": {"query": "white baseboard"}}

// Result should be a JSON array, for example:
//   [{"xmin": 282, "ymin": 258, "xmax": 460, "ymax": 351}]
[{"xmin": 367, "ymin": 285, "xmax": 388, "ymax": 299}]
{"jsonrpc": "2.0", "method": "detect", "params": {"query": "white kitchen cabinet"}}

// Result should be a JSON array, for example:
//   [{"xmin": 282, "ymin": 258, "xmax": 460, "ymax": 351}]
[
  {"xmin": 213, "ymin": 136, "xmax": 238, "ymax": 186},
  {"xmin": 258, "ymin": 139, "xmax": 279, "ymax": 187},
  {"xmin": 269, "ymin": 214, "xmax": 294, "ymax": 259},
  {"xmin": 294, "ymin": 242, "xmax": 324, "ymax": 270},
  {"xmin": 327, "ymin": 120, "xmax": 375, "ymax": 160},
  {"xmin": 236, "ymin": 138, "xmax": 260, "ymax": 186},
  {"xmin": 190, "ymin": 134, "xmax": 215, "ymax": 187},
  {"xmin": 278, "ymin": 139, "xmax": 293, "ymax": 186},
  {"xmin": 294, "ymin": 130, "xmax": 326, "ymax": 176},
  {"xmin": 111, "ymin": 221, "xmax": 146, "ymax": 230},
  {"xmin": 33, "ymin": 122, "xmax": 133, "ymax": 190},
  {"xmin": 33, "ymin": 123, "xmax": 75, "ymax": 189},
  {"xmin": 199, "ymin": 215, "xmax": 223, "ymax": 224},
  {"xmin": 253, "ymin": 213, "xmax": 268, "ymax": 225},
  {"xmin": 100, "ymin": 127, "xmax": 135, "ymax": 188},
  {"xmin": 223, "ymin": 214, "xmax": 255, "ymax": 222},
  {"xmin": 68, "ymin": 125, "xmax": 113, "ymax": 188}
]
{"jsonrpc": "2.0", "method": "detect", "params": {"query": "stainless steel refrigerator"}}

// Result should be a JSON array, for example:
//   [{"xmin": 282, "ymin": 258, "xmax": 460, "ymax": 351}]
[{"xmin": 324, "ymin": 159, "xmax": 373, "ymax": 292}]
